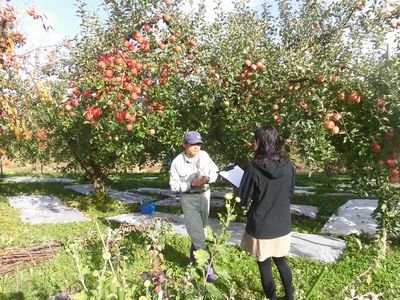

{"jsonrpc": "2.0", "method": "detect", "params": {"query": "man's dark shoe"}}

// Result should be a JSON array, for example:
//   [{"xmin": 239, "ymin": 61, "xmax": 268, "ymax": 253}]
[
  {"xmin": 206, "ymin": 265, "xmax": 215, "ymax": 282},
  {"xmin": 206, "ymin": 258, "xmax": 215, "ymax": 282},
  {"xmin": 188, "ymin": 243, "xmax": 196, "ymax": 264}
]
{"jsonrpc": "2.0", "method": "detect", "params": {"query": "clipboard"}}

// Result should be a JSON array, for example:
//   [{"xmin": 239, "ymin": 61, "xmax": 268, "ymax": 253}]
[{"xmin": 218, "ymin": 165, "xmax": 244, "ymax": 188}]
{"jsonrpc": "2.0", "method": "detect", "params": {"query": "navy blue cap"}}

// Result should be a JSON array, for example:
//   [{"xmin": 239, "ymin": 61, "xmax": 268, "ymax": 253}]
[{"xmin": 184, "ymin": 131, "xmax": 203, "ymax": 144}]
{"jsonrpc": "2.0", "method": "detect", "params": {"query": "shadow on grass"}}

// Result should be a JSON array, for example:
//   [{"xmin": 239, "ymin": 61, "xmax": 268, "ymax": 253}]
[
  {"xmin": 163, "ymin": 243, "xmax": 189, "ymax": 268},
  {"xmin": 0, "ymin": 182, "xmax": 76, "ymax": 198},
  {"xmin": 68, "ymin": 193, "xmax": 129, "ymax": 214},
  {"xmin": 0, "ymin": 292, "xmax": 26, "ymax": 300}
]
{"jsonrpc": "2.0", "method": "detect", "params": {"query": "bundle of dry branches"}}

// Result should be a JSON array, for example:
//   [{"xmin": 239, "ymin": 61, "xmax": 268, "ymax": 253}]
[{"xmin": 0, "ymin": 241, "xmax": 62, "ymax": 276}]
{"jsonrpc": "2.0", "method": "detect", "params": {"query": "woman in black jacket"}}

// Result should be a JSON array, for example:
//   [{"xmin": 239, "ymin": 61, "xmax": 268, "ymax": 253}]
[{"xmin": 239, "ymin": 124, "xmax": 295, "ymax": 300}]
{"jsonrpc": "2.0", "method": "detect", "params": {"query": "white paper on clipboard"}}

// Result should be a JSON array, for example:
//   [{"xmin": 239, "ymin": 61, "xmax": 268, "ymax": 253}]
[{"xmin": 218, "ymin": 165, "xmax": 244, "ymax": 188}]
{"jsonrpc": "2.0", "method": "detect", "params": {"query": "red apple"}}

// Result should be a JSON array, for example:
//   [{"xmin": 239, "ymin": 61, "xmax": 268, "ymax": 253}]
[
  {"xmin": 355, "ymin": 1, "xmax": 363, "ymax": 10},
  {"xmin": 133, "ymin": 32, "xmax": 142, "ymax": 41},
  {"xmin": 136, "ymin": 62, "xmax": 143, "ymax": 70},
  {"xmin": 174, "ymin": 45, "xmax": 182, "ymax": 53},
  {"xmin": 333, "ymin": 113, "xmax": 342, "ymax": 121},
  {"xmin": 372, "ymin": 143, "xmax": 382, "ymax": 153},
  {"xmin": 386, "ymin": 131, "xmax": 394, "ymax": 140},
  {"xmin": 130, "ymin": 92, "xmax": 138, "ymax": 100},
  {"xmin": 126, "ymin": 123, "xmax": 134, "ymax": 131},
  {"xmin": 144, "ymin": 78, "xmax": 153, "ymax": 86},
  {"xmin": 92, "ymin": 108, "xmax": 103, "ymax": 118},
  {"xmin": 255, "ymin": 61, "xmax": 264, "ymax": 70},
  {"xmin": 347, "ymin": 92, "xmax": 360, "ymax": 104},
  {"xmin": 123, "ymin": 40, "xmax": 131, "ymax": 48},
  {"xmin": 188, "ymin": 39, "xmax": 197, "ymax": 47},
  {"xmin": 162, "ymin": 14, "xmax": 171, "ymax": 22},
  {"xmin": 336, "ymin": 91, "xmax": 345, "ymax": 101},
  {"xmin": 83, "ymin": 90, "xmax": 91, "ymax": 98},
  {"xmin": 312, "ymin": 22, "xmax": 321, "ymax": 29},
  {"xmin": 315, "ymin": 75, "xmax": 325, "ymax": 83},
  {"xmin": 84, "ymin": 111, "xmax": 93, "ymax": 121},
  {"xmin": 271, "ymin": 103, "xmax": 279, "ymax": 110},
  {"xmin": 144, "ymin": 24, "xmax": 151, "ymax": 32},
  {"xmin": 98, "ymin": 61, "xmax": 106, "ymax": 69},
  {"xmin": 169, "ymin": 35, "xmax": 177, "ymax": 44},
  {"xmin": 298, "ymin": 101, "xmax": 309, "ymax": 110},
  {"xmin": 244, "ymin": 59, "xmax": 252, "ymax": 67},
  {"xmin": 324, "ymin": 120, "xmax": 335, "ymax": 129},
  {"xmin": 133, "ymin": 85, "xmax": 141, "ymax": 94},
  {"xmin": 391, "ymin": 168, "xmax": 399, "ymax": 176},
  {"xmin": 124, "ymin": 83, "xmax": 134, "ymax": 91},
  {"xmin": 385, "ymin": 159, "xmax": 397, "ymax": 168},
  {"xmin": 273, "ymin": 114, "xmax": 282, "ymax": 123},
  {"xmin": 331, "ymin": 126, "xmax": 340, "ymax": 135},
  {"xmin": 104, "ymin": 70, "xmax": 113, "ymax": 78},
  {"xmin": 70, "ymin": 98, "xmax": 78, "ymax": 107},
  {"xmin": 374, "ymin": 99, "xmax": 385, "ymax": 107},
  {"xmin": 389, "ymin": 175, "xmax": 398, "ymax": 183}
]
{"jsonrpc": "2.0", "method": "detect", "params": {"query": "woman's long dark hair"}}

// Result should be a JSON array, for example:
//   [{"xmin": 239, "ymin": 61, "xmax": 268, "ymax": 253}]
[{"xmin": 253, "ymin": 125, "xmax": 284, "ymax": 162}]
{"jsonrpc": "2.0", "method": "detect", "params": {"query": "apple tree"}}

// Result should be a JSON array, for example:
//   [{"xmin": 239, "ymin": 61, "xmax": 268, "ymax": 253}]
[
  {"xmin": 0, "ymin": 1, "xmax": 54, "ymax": 170},
  {"xmin": 42, "ymin": 0, "xmax": 204, "ymax": 192},
  {"xmin": 164, "ymin": 0, "xmax": 400, "ymax": 250}
]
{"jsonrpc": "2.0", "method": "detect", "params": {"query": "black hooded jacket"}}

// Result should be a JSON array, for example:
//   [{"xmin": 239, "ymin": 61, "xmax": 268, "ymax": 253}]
[{"xmin": 238, "ymin": 157, "xmax": 295, "ymax": 239}]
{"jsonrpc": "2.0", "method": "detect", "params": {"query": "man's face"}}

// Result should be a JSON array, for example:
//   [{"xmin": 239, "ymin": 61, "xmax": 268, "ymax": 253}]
[{"xmin": 184, "ymin": 143, "xmax": 202, "ymax": 158}]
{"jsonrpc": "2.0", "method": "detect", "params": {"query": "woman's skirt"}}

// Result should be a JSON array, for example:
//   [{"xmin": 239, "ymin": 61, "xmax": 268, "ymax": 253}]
[{"xmin": 240, "ymin": 231, "xmax": 291, "ymax": 262}]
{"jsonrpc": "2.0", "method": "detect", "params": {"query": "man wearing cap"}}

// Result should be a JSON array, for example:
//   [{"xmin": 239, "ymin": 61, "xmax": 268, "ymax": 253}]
[{"xmin": 169, "ymin": 131, "xmax": 219, "ymax": 281}]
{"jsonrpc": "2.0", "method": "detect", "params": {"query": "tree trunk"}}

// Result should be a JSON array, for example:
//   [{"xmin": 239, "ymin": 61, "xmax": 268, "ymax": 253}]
[
  {"xmin": 92, "ymin": 171, "xmax": 107, "ymax": 194},
  {"xmin": 40, "ymin": 161, "xmax": 44, "ymax": 174},
  {"xmin": 378, "ymin": 225, "xmax": 387, "ymax": 261},
  {"xmin": 0, "ymin": 157, "xmax": 3, "ymax": 176}
]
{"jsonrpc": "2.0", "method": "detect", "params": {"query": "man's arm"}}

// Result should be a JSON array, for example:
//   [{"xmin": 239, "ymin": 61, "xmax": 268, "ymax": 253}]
[
  {"xmin": 169, "ymin": 160, "xmax": 191, "ymax": 192},
  {"xmin": 201, "ymin": 151, "xmax": 219, "ymax": 183}
]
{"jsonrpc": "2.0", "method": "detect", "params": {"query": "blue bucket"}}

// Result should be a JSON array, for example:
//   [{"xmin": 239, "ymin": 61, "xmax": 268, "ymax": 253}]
[{"xmin": 140, "ymin": 202, "xmax": 156, "ymax": 215}]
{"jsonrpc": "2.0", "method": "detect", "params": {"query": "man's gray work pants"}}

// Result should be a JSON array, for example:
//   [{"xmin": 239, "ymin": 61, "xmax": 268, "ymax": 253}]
[{"xmin": 181, "ymin": 190, "xmax": 211, "ymax": 250}]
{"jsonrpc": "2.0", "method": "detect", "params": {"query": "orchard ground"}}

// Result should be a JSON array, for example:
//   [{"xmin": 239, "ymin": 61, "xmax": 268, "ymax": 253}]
[
  {"xmin": 0, "ymin": 169, "xmax": 399, "ymax": 299},
  {"xmin": 0, "ymin": 159, "xmax": 163, "ymax": 175}
]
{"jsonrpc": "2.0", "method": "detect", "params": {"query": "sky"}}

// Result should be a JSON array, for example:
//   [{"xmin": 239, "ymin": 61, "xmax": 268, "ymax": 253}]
[
  {"xmin": 17, "ymin": 0, "xmax": 104, "ymax": 51},
  {"xmin": 14, "ymin": 0, "xmax": 398, "ymax": 60},
  {"xmin": 16, "ymin": 0, "xmax": 264, "ymax": 54}
]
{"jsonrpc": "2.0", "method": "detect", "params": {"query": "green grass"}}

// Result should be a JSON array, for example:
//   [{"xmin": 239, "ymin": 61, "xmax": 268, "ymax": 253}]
[{"xmin": 0, "ymin": 172, "xmax": 399, "ymax": 299}]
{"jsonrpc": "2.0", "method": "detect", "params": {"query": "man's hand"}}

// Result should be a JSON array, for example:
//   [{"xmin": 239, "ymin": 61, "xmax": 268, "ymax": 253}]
[{"xmin": 191, "ymin": 176, "xmax": 209, "ymax": 187}]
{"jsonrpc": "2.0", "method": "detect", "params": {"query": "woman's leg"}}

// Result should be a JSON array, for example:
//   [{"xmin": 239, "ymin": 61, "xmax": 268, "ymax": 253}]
[
  {"xmin": 272, "ymin": 256, "xmax": 294, "ymax": 300},
  {"xmin": 257, "ymin": 258, "xmax": 277, "ymax": 300}
]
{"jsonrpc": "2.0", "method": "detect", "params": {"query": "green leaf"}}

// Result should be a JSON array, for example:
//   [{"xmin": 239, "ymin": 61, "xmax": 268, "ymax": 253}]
[
  {"xmin": 205, "ymin": 282, "xmax": 222, "ymax": 297},
  {"xmin": 71, "ymin": 291, "xmax": 88, "ymax": 300},
  {"xmin": 213, "ymin": 265, "xmax": 232, "ymax": 281},
  {"xmin": 193, "ymin": 249, "xmax": 210, "ymax": 267}
]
